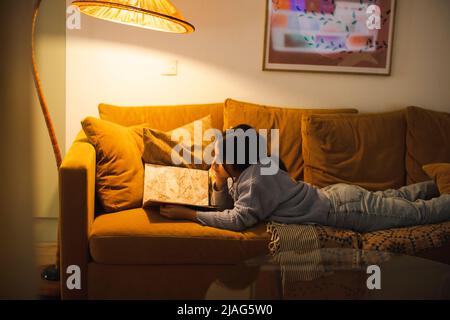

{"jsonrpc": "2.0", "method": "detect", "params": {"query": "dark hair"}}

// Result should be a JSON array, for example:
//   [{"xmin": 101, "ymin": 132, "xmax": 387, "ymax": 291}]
[{"xmin": 219, "ymin": 124, "xmax": 287, "ymax": 174}]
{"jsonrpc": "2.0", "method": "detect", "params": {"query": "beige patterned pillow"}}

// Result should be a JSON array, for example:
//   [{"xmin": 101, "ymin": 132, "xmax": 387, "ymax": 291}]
[{"xmin": 142, "ymin": 115, "xmax": 214, "ymax": 171}]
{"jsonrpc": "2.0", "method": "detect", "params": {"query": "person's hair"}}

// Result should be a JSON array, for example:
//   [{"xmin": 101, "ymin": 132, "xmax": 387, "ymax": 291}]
[{"xmin": 219, "ymin": 124, "xmax": 287, "ymax": 174}]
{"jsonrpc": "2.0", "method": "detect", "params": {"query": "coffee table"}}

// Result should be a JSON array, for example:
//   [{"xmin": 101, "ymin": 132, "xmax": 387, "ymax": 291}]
[{"xmin": 205, "ymin": 248, "xmax": 450, "ymax": 300}]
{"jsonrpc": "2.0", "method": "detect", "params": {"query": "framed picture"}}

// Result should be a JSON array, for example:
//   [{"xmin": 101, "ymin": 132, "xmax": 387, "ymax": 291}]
[{"xmin": 263, "ymin": 0, "xmax": 396, "ymax": 75}]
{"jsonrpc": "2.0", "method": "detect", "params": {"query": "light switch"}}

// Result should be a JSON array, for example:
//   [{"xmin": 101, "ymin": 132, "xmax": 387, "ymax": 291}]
[{"xmin": 161, "ymin": 60, "xmax": 178, "ymax": 76}]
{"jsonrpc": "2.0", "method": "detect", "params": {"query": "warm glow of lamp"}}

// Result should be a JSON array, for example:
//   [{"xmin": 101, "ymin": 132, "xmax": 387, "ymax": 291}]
[{"xmin": 71, "ymin": 0, "xmax": 195, "ymax": 33}]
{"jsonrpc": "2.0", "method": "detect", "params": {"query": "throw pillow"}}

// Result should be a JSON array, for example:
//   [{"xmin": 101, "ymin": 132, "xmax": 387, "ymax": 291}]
[
  {"xmin": 142, "ymin": 115, "xmax": 214, "ymax": 170},
  {"xmin": 81, "ymin": 117, "xmax": 148, "ymax": 212}
]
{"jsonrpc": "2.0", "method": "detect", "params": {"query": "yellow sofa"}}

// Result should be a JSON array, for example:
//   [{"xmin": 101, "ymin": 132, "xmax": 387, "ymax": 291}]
[{"xmin": 59, "ymin": 101, "xmax": 450, "ymax": 299}]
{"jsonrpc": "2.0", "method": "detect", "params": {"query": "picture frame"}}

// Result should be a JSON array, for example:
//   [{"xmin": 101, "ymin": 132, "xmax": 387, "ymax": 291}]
[{"xmin": 263, "ymin": 0, "xmax": 396, "ymax": 75}]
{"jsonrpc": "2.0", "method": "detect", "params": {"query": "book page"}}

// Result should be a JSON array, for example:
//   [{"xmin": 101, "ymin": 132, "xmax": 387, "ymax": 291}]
[{"xmin": 143, "ymin": 164, "xmax": 209, "ymax": 207}]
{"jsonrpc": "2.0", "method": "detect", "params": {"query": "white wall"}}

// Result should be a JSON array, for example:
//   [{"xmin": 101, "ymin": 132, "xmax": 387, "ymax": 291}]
[{"xmin": 66, "ymin": 0, "xmax": 450, "ymax": 147}]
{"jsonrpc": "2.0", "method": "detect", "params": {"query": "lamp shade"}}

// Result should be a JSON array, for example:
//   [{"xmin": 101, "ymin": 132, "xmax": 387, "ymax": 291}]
[{"xmin": 71, "ymin": 0, "xmax": 195, "ymax": 33}]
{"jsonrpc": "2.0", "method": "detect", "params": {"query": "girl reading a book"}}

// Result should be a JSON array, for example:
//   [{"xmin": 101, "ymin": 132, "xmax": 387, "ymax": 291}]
[{"xmin": 160, "ymin": 125, "xmax": 450, "ymax": 232}]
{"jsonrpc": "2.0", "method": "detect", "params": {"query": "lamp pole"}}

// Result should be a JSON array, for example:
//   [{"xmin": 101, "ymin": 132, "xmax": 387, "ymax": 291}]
[{"xmin": 32, "ymin": 0, "xmax": 63, "ymax": 282}]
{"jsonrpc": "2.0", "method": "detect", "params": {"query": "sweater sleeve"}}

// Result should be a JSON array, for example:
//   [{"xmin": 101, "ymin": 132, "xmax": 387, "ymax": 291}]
[
  {"xmin": 210, "ymin": 182, "xmax": 234, "ymax": 210},
  {"xmin": 196, "ymin": 173, "xmax": 281, "ymax": 232}
]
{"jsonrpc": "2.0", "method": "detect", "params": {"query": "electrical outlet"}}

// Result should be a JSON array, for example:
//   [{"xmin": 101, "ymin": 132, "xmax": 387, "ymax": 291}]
[{"xmin": 161, "ymin": 60, "xmax": 178, "ymax": 76}]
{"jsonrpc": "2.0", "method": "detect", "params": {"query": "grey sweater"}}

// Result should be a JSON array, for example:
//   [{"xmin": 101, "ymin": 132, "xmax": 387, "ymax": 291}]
[{"xmin": 196, "ymin": 164, "xmax": 331, "ymax": 232}]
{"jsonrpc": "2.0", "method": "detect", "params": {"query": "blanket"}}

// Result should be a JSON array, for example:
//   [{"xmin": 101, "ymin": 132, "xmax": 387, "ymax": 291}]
[{"xmin": 266, "ymin": 222, "xmax": 393, "ymax": 299}]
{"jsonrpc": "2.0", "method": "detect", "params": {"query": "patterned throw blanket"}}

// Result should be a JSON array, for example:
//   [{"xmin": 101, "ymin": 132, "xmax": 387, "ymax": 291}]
[{"xmin": 266, "ymin": 222, "xmax": 392, "ymax": 299}]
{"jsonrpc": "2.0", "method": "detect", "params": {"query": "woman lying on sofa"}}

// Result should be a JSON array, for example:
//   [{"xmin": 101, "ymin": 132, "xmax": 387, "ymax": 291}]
[{"xmin": 160, "ymin": 125, "xmax": 450, "ymax": 233}]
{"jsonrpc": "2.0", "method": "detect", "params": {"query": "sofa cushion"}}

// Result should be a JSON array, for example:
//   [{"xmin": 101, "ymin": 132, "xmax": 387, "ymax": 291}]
[
  {"xmin": 302, "ymin": 111, "xmax": 406, "ymax": 190},
  {"xmin": 423, "ymin": 163, "xmax": 450, "ymax": 195},
  {"xmin": 81, "ymin": 117, "xmax": 148, "ymax": 212},
  {"xmin": 99, "ymin": 102, "xmax": 224, "ymax": 131},
  {"xmin": 89, "ymin": 208, "xmax": 363, "ymax": 265},
  {"xmin": 223, "ymin": 99, "xmax": 357, "ymax": 180},
  {"xmin": 89, "ymin": 208, "xmax": 270, "ymax": 265},
  {"xmin": 362, "ymin": 221, "xmax": 450, "ymax": 255},
  {"xmin": 406, "ymin": 107, "xmax": 450, "ymax": 184}
]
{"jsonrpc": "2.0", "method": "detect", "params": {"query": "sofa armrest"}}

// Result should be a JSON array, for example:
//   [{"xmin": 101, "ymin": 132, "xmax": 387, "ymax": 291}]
[{"xmin": 59, "ymin": 131, "xmax": 96, "ymax": 300}]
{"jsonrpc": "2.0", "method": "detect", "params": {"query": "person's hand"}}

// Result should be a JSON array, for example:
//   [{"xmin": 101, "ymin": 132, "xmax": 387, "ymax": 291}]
[
  {"xmin": 211, "ymin": 162, "xmax": 227, "ymax": 190},
  {"xmin": 159, "ymin": 205, "xmax": 197, "ymax": 221}
]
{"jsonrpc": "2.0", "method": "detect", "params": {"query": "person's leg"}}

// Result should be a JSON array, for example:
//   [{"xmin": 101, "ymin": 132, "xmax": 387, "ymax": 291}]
[
  {"xmin": 373, "ymin": 181, "xmax": 439, "ymax": 201},
  {"xmin": 324, "ymin": 184, "xmax": 450, "ymax": 233}
]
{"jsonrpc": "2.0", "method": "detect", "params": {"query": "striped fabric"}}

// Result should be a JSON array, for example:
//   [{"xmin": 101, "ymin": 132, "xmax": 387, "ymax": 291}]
[{"xmin": 267, "ymin": 222, "xmax": 326, "ymax": 294}]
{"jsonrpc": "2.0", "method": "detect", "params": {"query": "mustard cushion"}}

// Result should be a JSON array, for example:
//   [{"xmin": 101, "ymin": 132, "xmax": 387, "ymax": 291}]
[
  {"xmin": 142, "ymin": 115, "xmax": 213, "ymax": 170},
  {"xmin": 406, "ymin": 107, "xmax": 450, "ymax": 184},
  {"xmin": 98, "ymin": 102, "xmax": 224, "ymax": 132},
  {"xmin": 81, "ymin": 117, "xmax": 147, "ymax": 212},
  {"xmin": 223, "ymin": 99, "xmax": 357, "ymax": 180},
  {"xmin": 89, "ymin": 208, "xmax": 270, "ymax": 264},
  {"xmin": 88, "ymin": 208, "xmax": 361, "ymax": 265},
  {"xmin": 302, "ymin": 111, "xmax": 406, "ymax": 190},
  {"xmin": 423, "ymin": 163, "xmax": 450, "ymax": 195}
]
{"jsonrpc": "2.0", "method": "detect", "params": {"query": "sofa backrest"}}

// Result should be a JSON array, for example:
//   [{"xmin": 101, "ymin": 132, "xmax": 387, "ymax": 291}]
[
  {"xmin": 97, "ymin": 100, "xmax": 358, "ymax": 181},
  {"xmin": 94, "ymin": 102, "xmax": 449, "ymax": 190},
  {"xmin": 302, "ymin": 111, "xmax": 407, "ymax": 190},
  {"xmin": 98, "ymin": 102, "xmax": 224, "ymax": 132}
]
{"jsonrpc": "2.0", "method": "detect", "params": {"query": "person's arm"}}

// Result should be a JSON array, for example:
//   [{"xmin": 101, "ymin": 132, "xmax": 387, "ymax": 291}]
[
  {"xmin": 210, "ymin": 180, "xmax": 234, "ymax": 210},
  {"xmin": 196, "ymin": 175, "xmax": 281, "ymax": 232},
  {"xmin": 159, "ymin": 170, "xmax": 234, "ymax": 223}
]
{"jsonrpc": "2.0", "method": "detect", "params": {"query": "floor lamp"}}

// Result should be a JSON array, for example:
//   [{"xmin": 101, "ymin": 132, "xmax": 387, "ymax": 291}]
[{"xmin": 34, "ymin": 0, "xmax": 195, "ymax": 281}]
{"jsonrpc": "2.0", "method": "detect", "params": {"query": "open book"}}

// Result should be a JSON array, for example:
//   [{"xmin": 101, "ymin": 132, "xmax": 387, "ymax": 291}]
[{"xmin": 143, "ymin": 163, "xmax": 217, "ymax": 210}]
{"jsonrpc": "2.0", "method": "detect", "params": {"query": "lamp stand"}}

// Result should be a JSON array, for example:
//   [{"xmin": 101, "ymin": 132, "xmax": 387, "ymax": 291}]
[{"xmin": 32, "ymin": 0, "xmax": 63, "ymax": 282}]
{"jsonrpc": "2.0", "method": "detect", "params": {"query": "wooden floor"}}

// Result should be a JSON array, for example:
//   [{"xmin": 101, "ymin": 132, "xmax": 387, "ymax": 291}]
[{"xmin": 36, "ymin": 243, "xmax": 60, "ymax": 300}]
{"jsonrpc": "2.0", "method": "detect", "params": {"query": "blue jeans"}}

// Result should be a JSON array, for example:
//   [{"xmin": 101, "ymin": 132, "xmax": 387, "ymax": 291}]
[{"xmin": 322, "ymin": 181, "xmax": 450, "ymax": 233}]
